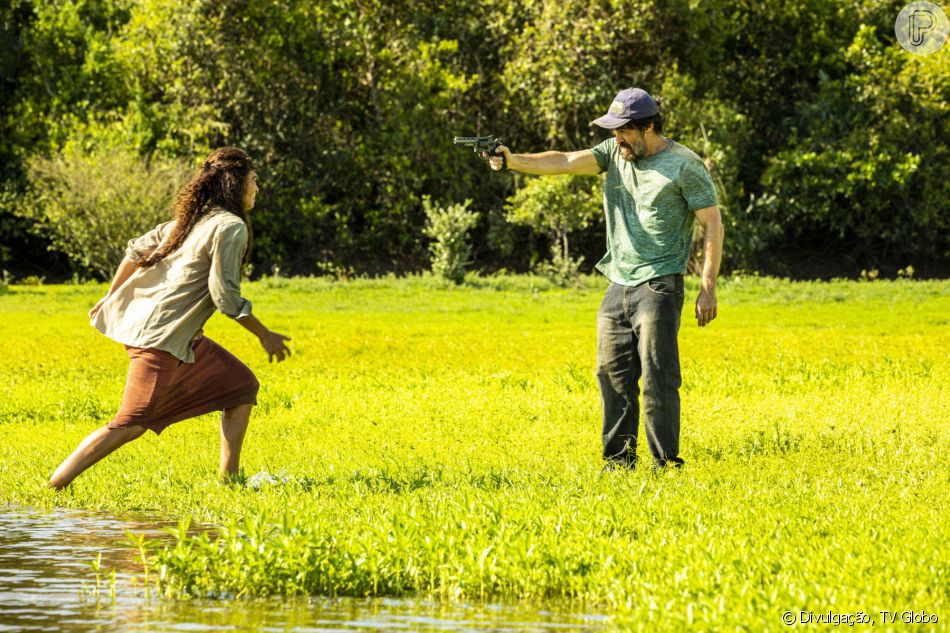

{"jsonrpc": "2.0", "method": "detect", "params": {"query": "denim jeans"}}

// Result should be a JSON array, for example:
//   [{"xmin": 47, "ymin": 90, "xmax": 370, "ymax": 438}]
[{"xmin": 596, "ymin": 275, "xmax": 685, "ymax": 468}]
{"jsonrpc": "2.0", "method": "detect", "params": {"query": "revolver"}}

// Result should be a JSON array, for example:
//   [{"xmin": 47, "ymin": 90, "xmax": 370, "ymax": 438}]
[{"xmin": 453, "ymin": 135, "xmax": 507, "ymax": 170}]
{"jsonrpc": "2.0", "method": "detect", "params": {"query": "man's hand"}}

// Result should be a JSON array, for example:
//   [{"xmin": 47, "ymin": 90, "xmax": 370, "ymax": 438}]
[
  {"xmin": 695, "ymin": 287, "xmax": 718, "ymax": 327},
  {"xmin": 259, "ymin": 330, "xmax": 292, "ymax": 362},
  {"xmin": 482, "ymin": 145, "xmax": 511, "ymax": 171},
  {"xmin": 89, "ymin": 295, "xmax": 109, "ymax": 320},
  {"xmin": 693, "ymin": 206, "xmax": 723, "ymax": 328}
]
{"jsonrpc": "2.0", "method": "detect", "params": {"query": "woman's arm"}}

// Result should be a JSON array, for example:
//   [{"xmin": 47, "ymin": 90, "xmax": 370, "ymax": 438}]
[
  {"xmin": 233, "ymin": 313, "xmax": 292, "ymax": 363},
  {"xmin": 209, "ymin": 222, "xmax": 292, "ymax": 362},
  {"xmin": 89, "ymin": 256, "xmax": 137, "ymax": 320},
  {"xmin": 89, "ymin": 222, "xmax": 172, "ymax": 320},
  {"xmin": 107, "ymin": 256, "xmax": 138, "ymax": 294}
]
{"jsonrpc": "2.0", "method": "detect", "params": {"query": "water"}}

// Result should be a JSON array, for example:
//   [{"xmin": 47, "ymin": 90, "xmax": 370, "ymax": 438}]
[{"xmin": 0, "ymin": 508, "xmax": 611, "ymax": 632}]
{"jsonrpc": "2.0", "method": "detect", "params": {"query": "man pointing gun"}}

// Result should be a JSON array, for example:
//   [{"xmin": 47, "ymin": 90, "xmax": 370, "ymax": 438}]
[{"xmin": 483, "ymin": 87, "xmax": 724, "ymax": 471}]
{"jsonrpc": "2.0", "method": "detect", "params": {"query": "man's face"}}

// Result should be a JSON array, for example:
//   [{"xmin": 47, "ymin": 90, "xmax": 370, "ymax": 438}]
[{"xmin": 614, "ymin": 127, "xmax": 648, "ymax": 162}]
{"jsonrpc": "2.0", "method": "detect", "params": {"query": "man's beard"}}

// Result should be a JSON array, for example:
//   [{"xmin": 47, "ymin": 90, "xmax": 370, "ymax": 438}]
[{"xmin": 618, "ymin": 140, "xmax": 647, "ymax": 162}]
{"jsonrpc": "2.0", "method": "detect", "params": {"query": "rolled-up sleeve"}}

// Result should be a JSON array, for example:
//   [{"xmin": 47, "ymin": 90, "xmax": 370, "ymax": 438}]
[
  {"xmin": 125, "ymin": 221, "xmax": 173, "ymax": 263},
  {"xmin": 209, "ymin": 222, "xmax": 252, "ymax": 320}
]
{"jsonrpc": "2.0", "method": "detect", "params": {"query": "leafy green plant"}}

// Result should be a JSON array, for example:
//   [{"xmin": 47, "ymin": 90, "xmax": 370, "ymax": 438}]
[
  {"xmin": 19, "ymin": 274, "xmax": 45, "ymax": 286},
  {"xmin": 2, "ymin": 0, "xmax": 946, "ymax": 277},
  {"xmin": 16, "ymin": 143, "xmax": 189, "ymax": 279},
  {"xmin": 422, "ymin": 196, "xmax": 478, "ymax": 285},
  {"xmin": 505, "ymin": 175, "xmax": 599, "ymax": 287},
  {"xmin": 760, "ymin": 25, "xmax": 950, "ymax": 265}
]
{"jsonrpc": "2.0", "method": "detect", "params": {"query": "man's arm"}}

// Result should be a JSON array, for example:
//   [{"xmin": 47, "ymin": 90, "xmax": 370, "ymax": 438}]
[
  {"xmin": 488, "ymin": 147, "xmax": 601, "ymax": 176},
  {"xmin": 693, "ymin": 205, "xmax": 724, "ymax": 327}
]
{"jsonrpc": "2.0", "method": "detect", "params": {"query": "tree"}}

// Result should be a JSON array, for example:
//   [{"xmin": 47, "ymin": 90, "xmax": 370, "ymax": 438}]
[
  {"xmin": 505, "ymin": 175, "xmax": 599, "ymax": 286},
  {"xmin": 761, "ymin": 24, "xmax": 950, "ymax": 266}
]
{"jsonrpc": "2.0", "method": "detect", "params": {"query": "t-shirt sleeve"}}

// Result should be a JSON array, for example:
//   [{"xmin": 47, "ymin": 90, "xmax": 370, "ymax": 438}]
[
  {"xmin": 680, "ymin": 161, "xmax": 719, "ymax": 211},
  {"xmin": 588, "ymin": 138, "xmax": 614, "ymax": 174}
]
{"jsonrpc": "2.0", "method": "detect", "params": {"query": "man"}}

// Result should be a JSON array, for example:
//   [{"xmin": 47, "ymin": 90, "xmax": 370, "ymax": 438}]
[{"xmin": 486, "ymin": 87, "xmax": 723, "ymax": 470}]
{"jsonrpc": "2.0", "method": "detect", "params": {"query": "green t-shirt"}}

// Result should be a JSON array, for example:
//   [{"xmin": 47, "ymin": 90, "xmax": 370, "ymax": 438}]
[{"xmin": 589, "ymin": 137, "xmax": 717, "ymax": 286}]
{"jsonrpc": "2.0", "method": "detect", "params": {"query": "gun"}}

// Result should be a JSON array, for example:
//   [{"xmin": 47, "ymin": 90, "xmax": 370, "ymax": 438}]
[{"xmin": 453, "ymin": 135, "xmax": 507, "ymax": 170}]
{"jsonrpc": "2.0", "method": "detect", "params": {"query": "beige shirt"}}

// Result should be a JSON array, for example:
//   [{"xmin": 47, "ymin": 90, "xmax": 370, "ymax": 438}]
[{"xmin": 91, "ymin": 207, "xmax": 252, "ymax": 363}]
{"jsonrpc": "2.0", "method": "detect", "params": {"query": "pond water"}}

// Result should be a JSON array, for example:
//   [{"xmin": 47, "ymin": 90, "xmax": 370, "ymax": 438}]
[{"xmin": 0, "ymin": 508, "xmax": 611, "ymax": 632}]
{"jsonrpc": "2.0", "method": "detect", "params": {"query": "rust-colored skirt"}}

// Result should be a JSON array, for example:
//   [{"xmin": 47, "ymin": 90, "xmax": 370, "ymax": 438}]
[{"xmin": 107, "ymin": 336, "xmax": 259, "ymax": 435}]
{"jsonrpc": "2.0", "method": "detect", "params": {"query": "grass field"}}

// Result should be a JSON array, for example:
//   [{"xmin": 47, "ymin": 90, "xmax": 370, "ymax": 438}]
[{"xmin": 1, "ymin": 274, "xmax": 947, "ymax": 630}]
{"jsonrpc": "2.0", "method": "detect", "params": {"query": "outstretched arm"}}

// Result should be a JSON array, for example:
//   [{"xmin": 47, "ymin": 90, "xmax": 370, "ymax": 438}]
[
  {"xmin": 487, "ymin": 147, "xmax": 601, "ymax": 176},
  {"xmin": 233, "ymin": 313, "xmax": 292, "ymax": 363},
  {"xmin": 209, "ymin": 223, "xmax": 291, "ymax": 362},
  {"xmin": 694, "ymin": 205, "xmax": 724, "ymax": 327}
]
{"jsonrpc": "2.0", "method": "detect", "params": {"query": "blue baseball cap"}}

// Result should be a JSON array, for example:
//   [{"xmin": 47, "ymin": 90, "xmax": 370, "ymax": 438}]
[{"xmin": 590, "ymin": 88, "xmax": 659, "ymax": 129}]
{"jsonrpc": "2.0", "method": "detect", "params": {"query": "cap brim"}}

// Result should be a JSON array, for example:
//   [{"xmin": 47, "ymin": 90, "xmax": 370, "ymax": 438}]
[{"xmin": 589, "ymin": 114, "xmax": 631, "ymax": 129}]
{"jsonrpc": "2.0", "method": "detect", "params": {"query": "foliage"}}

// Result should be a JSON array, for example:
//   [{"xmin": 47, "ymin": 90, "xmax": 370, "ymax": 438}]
[
  {"xmin": 0, "ymin": 0, "xmax": 947, "ymax": 277},
  {"xmin": 422, "ymin": 196, "xmax": 479, "ymax": 284},
  {"xmin": 16, "ymin": 143, "xmax": 189, "ymax": 278},
  {"xmin": 102, "ymin": 0, "xmax": 484, "ymax": 272},
  {"xmin": 0, "ymin": 276, "xmax": 947, "ymax": 627},
  {"xmin": 505, "ymin": 175, "xmax": 599, "ymax": 286},
  {"xmin": 762, "ymin": 24, "xmax": 950, "ymax": 262}
]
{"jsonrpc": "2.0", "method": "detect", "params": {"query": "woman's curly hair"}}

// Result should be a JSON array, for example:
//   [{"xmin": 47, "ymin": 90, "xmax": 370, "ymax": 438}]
[{"xmin": 138, "ymin": 147, "xmax": 254, "ymax": 269}]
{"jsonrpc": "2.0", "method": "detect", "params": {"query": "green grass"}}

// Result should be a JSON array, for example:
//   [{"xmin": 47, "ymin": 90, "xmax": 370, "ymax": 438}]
[{"xmin": 1, "ymin": 274, "xmax": 948, "ymax": 630}]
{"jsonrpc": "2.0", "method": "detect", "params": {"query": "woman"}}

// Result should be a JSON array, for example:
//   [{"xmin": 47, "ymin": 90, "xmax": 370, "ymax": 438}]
[{"xmin": 48, "ymin": 147, "xmax": 291, "ymax": 489}]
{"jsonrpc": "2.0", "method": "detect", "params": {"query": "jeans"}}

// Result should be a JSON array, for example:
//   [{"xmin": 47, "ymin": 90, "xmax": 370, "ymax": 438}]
[{"xmin": 596, "ymin": 275, "xmax": 685, "ymax": 468}]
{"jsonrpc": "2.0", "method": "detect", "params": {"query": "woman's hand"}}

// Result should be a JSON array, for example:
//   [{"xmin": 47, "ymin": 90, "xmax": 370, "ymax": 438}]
[
  {"xmin": 233, "ymin": 314, "xmax": 291, "ymax": 362},
  {"xmin": 259, "ymin": 330, "xmax": 292, "ymax": 363},
  {"xmin": 89, "ymin": 296, "xmax": 110, "ymax": 320}
]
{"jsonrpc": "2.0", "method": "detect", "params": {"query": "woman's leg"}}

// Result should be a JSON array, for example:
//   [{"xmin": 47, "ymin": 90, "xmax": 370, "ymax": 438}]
[
  {"xmin": 219, "ymin": 403, "xmax": 253, "ymax": 480},
  {"xmin": 48, "ymin": 425, "xmax": 148, "ymax": 489}
]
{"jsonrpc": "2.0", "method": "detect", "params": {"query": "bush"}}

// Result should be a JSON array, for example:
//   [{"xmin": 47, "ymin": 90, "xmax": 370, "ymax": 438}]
[
  {"xmin": 760, "ymin": 25, "xmax": 950, "ymax": 265},
  {"xmin": 16, "ymin": 144, "xmax": 189, "ymax": 279},
  {"xmin": 422, "ymin": 196, "xmax": 479, "ymax": 285},
  {"xmin": 2, "ymin": 0, "xmax": 946, "ymax": 277},
  {"xmin": 505, "ymin": 175, "xmax": 600, "ymax": 287}
]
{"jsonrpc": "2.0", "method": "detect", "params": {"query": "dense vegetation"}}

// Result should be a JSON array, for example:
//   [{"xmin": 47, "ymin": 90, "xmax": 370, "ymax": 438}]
[
  {"xmin": 1, "ymin": 0, "xmax": 948, "ymax": 280},
  {"xmin": 1, "ymin": 276, "xmax": 947, "ymax": 628}
]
